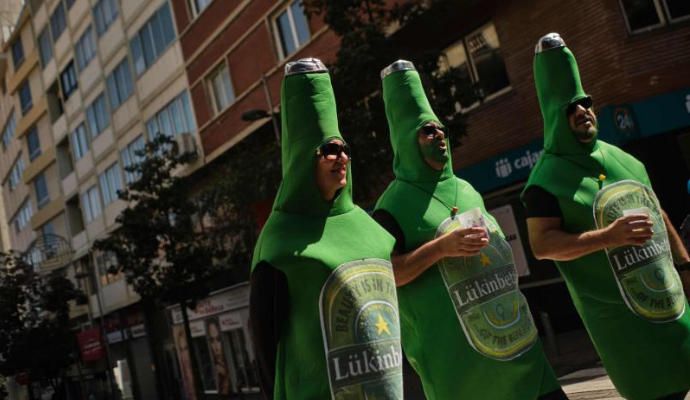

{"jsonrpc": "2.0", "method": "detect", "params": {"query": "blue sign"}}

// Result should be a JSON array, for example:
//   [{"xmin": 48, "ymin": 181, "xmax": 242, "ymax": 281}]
[{"xmin": 457, "ymin": 87, "xmax": 690, "ymax": 194}]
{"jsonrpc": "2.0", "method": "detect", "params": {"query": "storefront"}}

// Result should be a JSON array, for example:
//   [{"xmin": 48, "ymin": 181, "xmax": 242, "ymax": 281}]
[{"xmin": 168, "ymin": 283, "xmax": 261, "ymax": 400}]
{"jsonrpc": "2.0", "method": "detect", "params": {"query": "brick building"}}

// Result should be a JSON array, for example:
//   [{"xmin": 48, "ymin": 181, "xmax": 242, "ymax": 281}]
[{"xmin": 168, "ymin": 0, "xmax": 690, "ymax": 397}]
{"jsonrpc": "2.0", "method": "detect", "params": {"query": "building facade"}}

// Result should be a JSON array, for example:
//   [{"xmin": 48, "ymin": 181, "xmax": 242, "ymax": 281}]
[
  {"xmin": 0, "ymin": 0, "xmax": 688, "ymax": 398},
  {"xmin": 0, "ymin": 0, "xmax": 200, "ymax": 398}
]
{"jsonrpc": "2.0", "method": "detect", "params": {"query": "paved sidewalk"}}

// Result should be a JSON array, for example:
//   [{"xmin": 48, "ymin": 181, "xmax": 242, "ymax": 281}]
[{"xmin": 559, "ymin": 367, "xmax": 690, "ymax": 400}]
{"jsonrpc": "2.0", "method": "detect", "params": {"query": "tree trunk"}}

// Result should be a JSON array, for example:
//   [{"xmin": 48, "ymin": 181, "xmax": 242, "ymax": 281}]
[
  {"xmin": 180, "ymin": 301, "xmax": 205, "ymax": 400},
  {"xmin": 142, "ymin": 299, "xmax": 168, "ymax": 400}
]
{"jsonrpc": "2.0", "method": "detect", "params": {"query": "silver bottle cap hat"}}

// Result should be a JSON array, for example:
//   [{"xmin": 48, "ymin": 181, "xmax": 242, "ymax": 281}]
[
  {"xmin": 285, "ymin": 58, "xmax": 328, "ymax": 76},
  {"xmin": 380, "ymin": 59, "xmax": 416, "ymax": 80},
  {"xmin": 535, "ymin": 33, "xmax": 566, "ymax": 54}
]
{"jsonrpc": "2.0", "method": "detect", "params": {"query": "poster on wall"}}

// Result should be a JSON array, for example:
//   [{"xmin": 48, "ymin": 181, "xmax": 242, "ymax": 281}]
[
  {"xmin": 172, "ymin": 325, "xmax": 197, "ymax": 400},
  {"xmin": 489, "ymin": 204, "xmax": 530, "ymax": 277},
  {"xmin": 206, "ymin": 318, "xmax": 231, "ymax": 395}
]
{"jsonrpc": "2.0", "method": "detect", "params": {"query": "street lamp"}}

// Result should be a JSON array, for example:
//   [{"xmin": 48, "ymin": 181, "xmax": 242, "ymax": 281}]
[{"xmin": 241, "ymin": 74, "xmax": 281, "ymax": 145}]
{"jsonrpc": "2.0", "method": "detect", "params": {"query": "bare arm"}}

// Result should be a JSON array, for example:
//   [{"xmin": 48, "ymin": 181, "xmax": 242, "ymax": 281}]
[
  {"xmin": 392, "ymin": 227, "xmax": 488, "ymax": 287},
  {"xmin": 527, "ymin": 215, "xmax": 654, "ymax": 262},
  {"xmin": 662, "ymin": 210, "xmax": 690, "ymax": 264}
]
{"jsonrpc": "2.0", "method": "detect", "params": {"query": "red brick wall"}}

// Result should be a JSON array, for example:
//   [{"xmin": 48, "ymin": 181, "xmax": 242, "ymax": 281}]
[
  {"xmin": 171, "ymin": 0, "xmax": 690, "ymax": 162},
  {"xmin": 454, "ymin": 0, "xmax": 690, "ymax": 168}
]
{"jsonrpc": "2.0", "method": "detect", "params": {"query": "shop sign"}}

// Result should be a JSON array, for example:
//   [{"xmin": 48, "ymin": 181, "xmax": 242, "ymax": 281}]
[
  {"xmin": 457, "ymin": 139, "xmax": 544, "ymax": 194},
  {"xmin": 489, "ymin": 205, "xmax": 530, "ymax": 277},
  {"xmin": 77, "ymin": 327, "xmax": 105, "ymax": 362},
  {"xmin": 190, "ymin": 320, "xmax": 206, "ymax": 338},
  {"xmin": 171, "ymin": 284, "xmax": 249, "ymax": 324},
  {"xmin": 129, "ymin": 323, "xmax": 146, "ymax": 338},
  {"xmin": 219, "ymin": 312, "xmax": 243, "ymax": 331}
]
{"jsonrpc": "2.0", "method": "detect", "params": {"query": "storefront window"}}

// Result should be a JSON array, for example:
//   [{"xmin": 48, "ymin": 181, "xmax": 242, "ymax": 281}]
[
  {"xmin": 224, "ymin": 328, "xmax": 260, "ymax": 393},
  {"xmin": 192, "ymin": 336, "xmax": 217, "ymax": 392}
]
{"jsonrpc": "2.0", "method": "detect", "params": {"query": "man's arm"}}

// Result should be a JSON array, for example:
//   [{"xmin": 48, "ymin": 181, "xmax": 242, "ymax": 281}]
[
  {"xmin": 249, "ymin": 263, "xmax": 288, "ymax": 399},
  {"xmin": 392, "ymin": 227, "xmax": 488, "ymax": 287},
  {"xmin": 662, "ymin": 210, "xmax": 690, "ymax": 264},
  {"xmin": 527, "ymin": 214, "xmax": 654, "ymax": 262}
]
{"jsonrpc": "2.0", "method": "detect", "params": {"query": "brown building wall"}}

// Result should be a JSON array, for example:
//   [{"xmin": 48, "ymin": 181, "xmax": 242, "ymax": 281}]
[
  {"xmin": 455, "ymin": 0, "xmax": 690, "ymax": 168},
  {"xmin": 173, "ymin": 0, "xmax": 334, "ymax": 157},
  {"xmin": 172, "ymin": 0, "xmax": 690, "ymax": 166}
]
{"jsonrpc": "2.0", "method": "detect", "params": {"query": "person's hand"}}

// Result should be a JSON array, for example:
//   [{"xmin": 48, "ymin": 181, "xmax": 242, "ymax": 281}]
[
  {"xmin": 603, "ymin": 214, "xmax": 653, "ymax": 248},
  {"xmin": 437, "ymin": 227, "xmax": 489, "ymax": 257}
]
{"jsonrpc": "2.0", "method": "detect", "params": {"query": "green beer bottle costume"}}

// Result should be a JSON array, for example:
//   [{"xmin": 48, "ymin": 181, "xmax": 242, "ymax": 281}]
[
  {"xmin": 374, "ymin": 61, "xmax": 561, "ymax": 399},
  {"xmin": 250, "ymin": 59, "xmax": 403, "ymax": 400},
  {"xmin": 523, "ymin": 34, "xmax": 690, "ymax": 399}
]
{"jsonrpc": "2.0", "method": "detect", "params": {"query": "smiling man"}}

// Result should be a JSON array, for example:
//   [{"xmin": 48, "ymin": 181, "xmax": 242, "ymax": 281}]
[
  {"xmin": 523, "ymin": 33, "xmax": 690, "ymax": 400},
  {"xmin": 373, "ymin": 60, "xmax": 564, "ymax": 399}
]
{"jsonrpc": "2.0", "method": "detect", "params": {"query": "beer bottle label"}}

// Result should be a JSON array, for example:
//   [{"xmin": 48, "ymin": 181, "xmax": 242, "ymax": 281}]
[
  {"xmin": 593, "ymin": 180, "xmax": 685, "ymax": 322},
  {"xmin": 320, "ymin": 259, "xmax": 404, "ymax": 400},
  {"xmin": 437, "ymin": 215, "xmax": 538, "ymax": 361}
]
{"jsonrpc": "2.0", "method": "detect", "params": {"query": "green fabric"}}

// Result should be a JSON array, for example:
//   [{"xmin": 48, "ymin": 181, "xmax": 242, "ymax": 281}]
[
  {"xmin": 376, "ymin": 68, "xmax": 560, "ymax": 399},
  {"xmin": 252, "ymin": 70, "xmax": 402, "ymax": 399},
  {"xmin": 523, "ymin": 45, "xmax": 690, "ymax": 399}
]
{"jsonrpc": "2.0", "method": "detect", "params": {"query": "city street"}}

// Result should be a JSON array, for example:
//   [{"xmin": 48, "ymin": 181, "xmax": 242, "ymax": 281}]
[{"xmin": 560, "ymin": 368, "xmax": 690, "ymax": 400}]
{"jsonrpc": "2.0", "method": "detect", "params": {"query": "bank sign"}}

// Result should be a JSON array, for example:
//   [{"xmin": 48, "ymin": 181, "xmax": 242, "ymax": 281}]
[{"xmin": 457, "ymin": 139, "xmax": 544, "ymax": 194}]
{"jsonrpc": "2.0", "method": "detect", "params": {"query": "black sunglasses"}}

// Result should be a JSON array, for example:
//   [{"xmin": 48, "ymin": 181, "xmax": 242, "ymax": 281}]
[
  {"xmin": 419, "ymin": 124, "xmax": 447, "ymax": 137},
  {"xmin": 566, "ymin": 96, "xmax": 593, "ymax": 115},
  {"xmin": 316, "ymin": 141, "xmax": 350, "ymax": 159}
]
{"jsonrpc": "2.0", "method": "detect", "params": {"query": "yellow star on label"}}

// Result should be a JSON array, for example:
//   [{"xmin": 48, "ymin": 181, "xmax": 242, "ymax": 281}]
[
  {"xmin": 480, "ymin": 253, "xmax": 491, "ymax": 267},
  {"xmin": 375, "ymin": 314, "xmax": 391, "ymax": 336}
]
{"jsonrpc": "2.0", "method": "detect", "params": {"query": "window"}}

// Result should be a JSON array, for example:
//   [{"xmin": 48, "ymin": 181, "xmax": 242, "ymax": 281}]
[
  {"xmin": 71, "ymin": 124, "xmax": 89, "ymax": 160},
  {"xmin": 206, "ymin": 64, "xmax": 235, "ymax": 114},
  {"xmin": 60, "ymin": 61, "xmax": 78, "ymax": 99},
  {"xmin": 193, "ymin": 336, "xmax": 218, "ymax": 392},
  {"xmin": 86, "ymin": 93, "xmax": 110, "ymax": 137},
  {"xmin": 38, "ymin": 28, "xmax": 53, "ymax": 67},
  {"xmin": 106, "ymin": 58, "xmax": 133, "ymax": 110},
  {"xmin": 2, "ymin": 112, "xmax": 16, "ymax": 150},
  {"xmin": 274, "ymin": 0, "xmax": 310, "ymax": 59},
  {"xmin": 98, "ymin": 162, "xmax": 122, "ymax": 206},
  {"xmin": 191, "ymin": 0, "xmax": 213, "ymax": 16},
  {"xmin": 50, "ymin": 3, "xmax": 67, "ymax": 41},
  {"xmin": 11, "ymin": 39, "xmax": 24, "ymax": 69},
  {"xmin": 121, "ymin": 135, "xmax": 145, "ymax": 183},
  {"xmin": 82, "ymin": 185, "xmax": 102, "ymax": 223},
  {"xmin": 438, "ymin": 22, "xmax": 510, "ymax": 112},
  {"xmin": 26, "ymin": 127, "xmax": 41, "ymax": 161},
  {"xmin": 95, "ymin": 251, "xmax": 121, "ymax": 285},
  {"xmin": 34, "ymin": 174, "xmax": 50, "ymax": 208},
  {"xmin": 8, "ymin": 156, "xmax": 25, "ymax": 190},
  {"xmin": 93, "ymin": 0, "xmax": 119, "ymax": 36},
  {"xmin": 13, "ymin": 201, "xmax": 33, "ymax": 233},
  {"xmin": 130, "ymin": 3, "xmax": 176, "ymax": 76},
  {"xmin": 222, "ymin": 326, "xmax": 260, "ymax": 393},
  {"xmin": 19, "ymin": 81, "xmax": 33, "ymax": 115},
  {"xmin": 75, "ymin": 26, "xmax": 96, "ymax": 71},
  {"xmin": 146, "ymin": 91, "xmax": 196, "ymax": 138},
  {"xmin": 620, "ymin": 0, "xmax": 690, "ymax": 33}
]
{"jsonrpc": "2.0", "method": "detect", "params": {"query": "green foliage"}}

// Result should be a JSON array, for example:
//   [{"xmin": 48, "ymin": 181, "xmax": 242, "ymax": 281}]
[
  {"xmin": 0, "ymin": 253, "xmax": 84, "ymax": 385},
  {"xmin": 95, "ymin": 135, "xmax": 227, "ymax": 306},
  {"xmin": 302, "ymin": 0, "xmax": 471, "ymax": 204}
]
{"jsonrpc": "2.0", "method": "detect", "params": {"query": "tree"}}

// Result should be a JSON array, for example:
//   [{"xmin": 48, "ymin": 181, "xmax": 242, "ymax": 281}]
[
  {"xmin": 303, "ymin": 0, "xmax": 473, "ymax": 204},
  {"xmin": 0, "ymin": 253, "xmax": 84, "ymax": 399},
  {"xmin": 94, "ymin": 134, "xmax": 238, "ymax": 399}
]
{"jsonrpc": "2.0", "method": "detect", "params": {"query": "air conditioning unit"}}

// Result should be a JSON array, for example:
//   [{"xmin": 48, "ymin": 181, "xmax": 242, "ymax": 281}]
[{"xmin": 176, "ymin": 132, "xmax": 197, "ymax": 157}]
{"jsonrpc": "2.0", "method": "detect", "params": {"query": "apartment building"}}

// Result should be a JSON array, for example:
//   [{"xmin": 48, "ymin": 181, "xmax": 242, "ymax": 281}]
[{"xmin": 0, "ymin": 0, "xmax": 200, "ymax": 398}]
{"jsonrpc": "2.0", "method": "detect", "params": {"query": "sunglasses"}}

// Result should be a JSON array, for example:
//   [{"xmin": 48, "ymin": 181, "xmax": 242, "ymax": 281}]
[
  {"xmin": 316, "ymin": 141, "xmax": 350, "ymax": 159},
  {"xmin": 419, "ymin": 124, "xmax": 446, "ymax": 138},
  {"xmin": 566, "ymin": 96, "xmax": 593, "ymax": 115}
]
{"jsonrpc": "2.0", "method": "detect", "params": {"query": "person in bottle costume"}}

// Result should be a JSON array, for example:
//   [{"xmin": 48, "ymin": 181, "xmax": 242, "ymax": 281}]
[
  {"xmin": 249, "ymin": 58, "xmax": 404, "ymax": 400},
  {"xmin": 373, "ymin": 60, "xmax": 565, "ymax": 400},
  {"xmin": 523, "ymin": 33, "xmax": 690, "ymax": 400}
]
